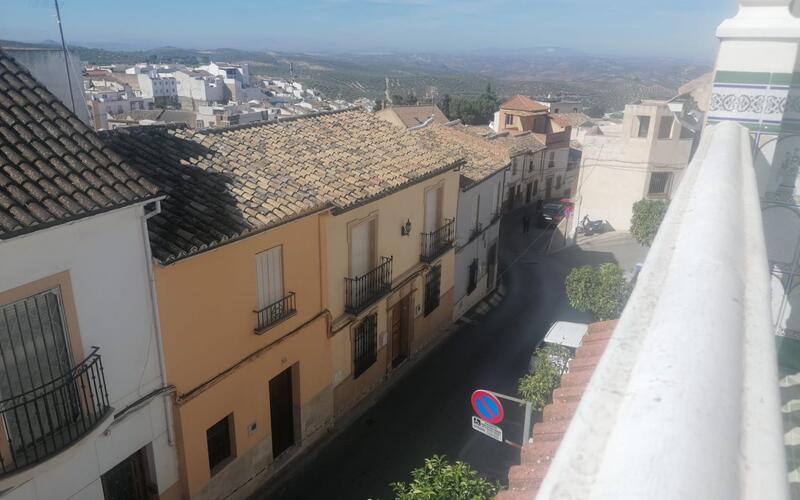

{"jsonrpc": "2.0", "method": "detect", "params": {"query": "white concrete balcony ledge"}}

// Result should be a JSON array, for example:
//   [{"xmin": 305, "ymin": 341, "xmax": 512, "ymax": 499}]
[{"xmin": 536, "ymin": 122, "xmax": 789, "ymax": 499}]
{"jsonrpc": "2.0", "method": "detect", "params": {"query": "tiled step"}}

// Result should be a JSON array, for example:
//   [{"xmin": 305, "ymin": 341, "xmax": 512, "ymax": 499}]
[
  {"xmin": 567, "ymin": 355, "xmax": 603, "ymax": 373},
  {"xmin": 508, "ymin": 464, "xmax": 548, "ymax": 490},
  {"xmin": 582, "ymin": 328, "xmax": 614, "ymax": 344},
  {"xmin": 532, "ymin": 419, "xmax": 570, "ymax": 441},
  {"xmin": 543, "ymin": 401, "xmax": 579, "ymax": 422},
  {"xmin": 560, "ymin": 369, "xmax": 593, "ymax": 388},
  {"xmin": 576, "ymin": 342, "xmax": 606, "ymax": 359},
  {"xmin": 553, "ymin": 385, "xmax": 585, "ymax": 404},
  {"xmin": 522, "ymin": 439, "xmax": 561, "ymax": 466},
  {"xmin": 496, "ymin": 488, "xmax": 538, "ymax": 499}
]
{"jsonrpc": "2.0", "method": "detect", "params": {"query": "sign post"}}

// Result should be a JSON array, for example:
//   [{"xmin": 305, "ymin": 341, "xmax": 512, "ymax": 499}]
[{"xmin": 470, "ymin": 389, "xmax": 533, "ymax": 446}]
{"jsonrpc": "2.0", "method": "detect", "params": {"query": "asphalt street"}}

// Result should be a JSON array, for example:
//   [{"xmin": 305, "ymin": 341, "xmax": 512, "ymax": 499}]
[{"xmin": 253, "ymin": 209, "xmax": 646, "ymax": 500}]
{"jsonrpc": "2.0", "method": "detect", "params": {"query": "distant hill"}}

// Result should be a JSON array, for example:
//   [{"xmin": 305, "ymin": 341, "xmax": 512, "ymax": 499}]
[{"xmin": 0, "ymin": 40, "xmax": 710, "ymax": 113}]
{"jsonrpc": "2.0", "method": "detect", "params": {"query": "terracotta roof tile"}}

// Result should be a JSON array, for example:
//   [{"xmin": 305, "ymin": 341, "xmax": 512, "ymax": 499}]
[
  {"xmin": 102, "ymin": 110, "xmax": 462, "ymax": 264},
  {"xmin": 500, "ymin": 95, "xmax": 549, "ymax": 113},
  {"xmin": 498, "ymin": 320, "xmax": 617, "ymax": 499},
  {"xmin": 412, "ymin": 123, "xmax": 509, "ymax": 186},
  {"xmin": 551, "ymin": 112, "xmax": 593, "ymax": 129},
  {"xmin": 0, "ymin": 50, "xmax": 159, "ymax": 239},
  {"xmin": 379, "ymin": 104, "xmax": 449, "ymax": 128}
]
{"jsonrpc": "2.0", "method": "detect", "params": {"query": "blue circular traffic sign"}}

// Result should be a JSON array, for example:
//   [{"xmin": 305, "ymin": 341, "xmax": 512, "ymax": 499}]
[{"xmin": 471, "ymin": 390, "xmax": 504, "ymax": 424}]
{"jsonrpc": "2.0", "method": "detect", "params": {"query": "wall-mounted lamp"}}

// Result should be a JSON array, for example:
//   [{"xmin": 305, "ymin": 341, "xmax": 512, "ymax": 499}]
[{"xmin": 400, "ymin": 219, "xmax": 412, "ymax": 236}]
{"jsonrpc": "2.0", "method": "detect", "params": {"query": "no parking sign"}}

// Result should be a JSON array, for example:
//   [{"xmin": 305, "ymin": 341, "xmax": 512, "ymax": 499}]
[{"xmin": 471, "ymin": 389, "xmax": 504, "ymax": 425}]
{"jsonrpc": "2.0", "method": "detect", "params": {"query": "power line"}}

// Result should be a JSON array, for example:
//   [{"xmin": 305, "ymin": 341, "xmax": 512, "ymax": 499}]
[{"xmin": 53, "ymin": 0, "xmax": 77, "ymax": 114}]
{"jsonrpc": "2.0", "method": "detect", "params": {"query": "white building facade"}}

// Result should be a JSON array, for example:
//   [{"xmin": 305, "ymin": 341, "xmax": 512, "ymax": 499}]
[
  {"xmin": 0, "ymin": 206, "xmax": 180, "ymax": 500},
  {"xmin": 137, "ymin": 73, "xmax": 178, "ymax": 103},
  {"xmin": 453, "ymin": 169, "xmax": 505, "ymax": 319},
  {"xmin": 573, "ymin": 100, "xmax": 694, "ymax": 231},
  {"xmin": 0, "ymin": 51, "xmax": 180, "ymax": 500}
]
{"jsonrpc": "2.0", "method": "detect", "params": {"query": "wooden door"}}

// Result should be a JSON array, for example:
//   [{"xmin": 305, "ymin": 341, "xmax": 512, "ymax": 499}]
[
  {"xmin": 391, "ymin": 296, "xmax": 410, "ymax": 366},
  {"xmin": 545, "ymin": 177, "xmax": 553, "ymax": 198},
  {"xmin": 269, "ymin": 367, "xmax": 295, "ymax": 458}
]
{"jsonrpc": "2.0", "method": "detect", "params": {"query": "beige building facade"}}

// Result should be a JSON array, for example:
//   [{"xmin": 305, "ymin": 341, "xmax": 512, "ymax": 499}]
[
  {"xmin": 574, "ymin": 100, "xmax": 694, "ymax": 231},
  {"xmin": 327, "ymin": 169, "xmax": 460, "ymax": 416}
]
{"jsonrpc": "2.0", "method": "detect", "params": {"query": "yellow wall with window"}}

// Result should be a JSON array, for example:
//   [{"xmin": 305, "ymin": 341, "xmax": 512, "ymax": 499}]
[{"xmin": 154, "ymin": 213, "xmax": 333, "ymax": 500}]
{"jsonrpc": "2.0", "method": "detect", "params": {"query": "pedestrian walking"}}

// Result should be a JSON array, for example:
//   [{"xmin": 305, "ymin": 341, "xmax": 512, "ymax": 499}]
[{"xmin": 522, "ymin": 214, "xmax": 531, "ymax": 234}]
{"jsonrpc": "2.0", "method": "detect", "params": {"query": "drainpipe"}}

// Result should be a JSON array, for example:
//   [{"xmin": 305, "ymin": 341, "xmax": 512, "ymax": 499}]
[{"xmin": 141, "ymin": 199, "xmax": 175, "ymax": 446}]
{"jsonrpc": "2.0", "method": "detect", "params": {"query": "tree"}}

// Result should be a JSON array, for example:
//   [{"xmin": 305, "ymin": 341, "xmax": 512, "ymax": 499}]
[
  {"xmin": 443, "ymin": 82, "xmax": 501, "ymax": 125},
  {"xmin": 630, "ymin": 199, "xmax": 668, "ymax": 246},
  {"xmin": 566, "ymin": 263, "xmax": 630, "ymax": 320},
  {"xmin": 518, "ymin": 344, "xmax": 571, "ymax": 411},
  {"xmin": 391, "ymin": 455, "xmax": 500, "ymax": 500},
  {"xmin": 438, "ymin": 93, "xmax": 451, "ymax": 118},
  {"xmin": 585, "ymin": 103, "xmax": 607, "ymax": 118}
]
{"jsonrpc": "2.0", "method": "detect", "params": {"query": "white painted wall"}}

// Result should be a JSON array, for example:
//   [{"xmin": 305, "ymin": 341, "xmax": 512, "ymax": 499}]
[
  {"xmin": 4, "ymin": 48, "xmax": 91, "ymax": 125},
  {"xmin": 574, "ymin": 102, "xmax": 693, "ymax": 231},
  {"xmin": 0, "ymin": 206, "xmax": 179, "ymax": 499},
  {"xmin": 454, "ymin": 170, "xmax": 505, "ymax": 319}
]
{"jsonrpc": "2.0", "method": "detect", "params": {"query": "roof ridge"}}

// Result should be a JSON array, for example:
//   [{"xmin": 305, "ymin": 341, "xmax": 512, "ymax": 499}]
[
  {"xmin": 200, "ymin": 107, "xmax": 357, "ymax": 135},
  {"xmin": 99, "ymin": 122, "xmax": 187, "ymax": 137}
]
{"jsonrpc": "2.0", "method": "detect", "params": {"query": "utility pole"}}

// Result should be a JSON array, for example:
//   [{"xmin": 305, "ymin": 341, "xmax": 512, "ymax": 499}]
[{"xmin": 54, "ymin": 0, "xmax": 77, "ymax": 114}]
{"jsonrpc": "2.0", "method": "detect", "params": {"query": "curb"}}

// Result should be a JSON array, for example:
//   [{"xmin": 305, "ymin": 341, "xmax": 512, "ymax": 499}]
[{"xmin": 252, "ymin": 285, "xmax": 509, "ymax": 498}]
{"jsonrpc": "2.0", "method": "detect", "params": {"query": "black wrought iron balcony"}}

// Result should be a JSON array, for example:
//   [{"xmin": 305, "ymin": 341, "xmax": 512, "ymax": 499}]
[
  {"xmin": 345, "ymin": 257, "xmax": 393, "ymax": 314},
  {"xmin": 0, "ymin": 348, "xmax": 110, "ymax": 477},
  {"xmin": 254, "ymin": 292, "xmax": 297, "ymax": 334},
  {"xmin": 420, "ymin": 219, "xmax": 455, "ymax": 262}
]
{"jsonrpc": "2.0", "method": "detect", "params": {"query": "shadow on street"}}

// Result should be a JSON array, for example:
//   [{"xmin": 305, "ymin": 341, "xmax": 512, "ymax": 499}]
[{"xmin": 253, "ymin": 207, "xmax": 646, "ymax": 500}]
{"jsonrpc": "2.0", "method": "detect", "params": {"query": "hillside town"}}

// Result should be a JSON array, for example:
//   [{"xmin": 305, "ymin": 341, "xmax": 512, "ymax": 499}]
[{"xmin": 0, "ymin": 1, "xmax": 799, "ymax": 500}]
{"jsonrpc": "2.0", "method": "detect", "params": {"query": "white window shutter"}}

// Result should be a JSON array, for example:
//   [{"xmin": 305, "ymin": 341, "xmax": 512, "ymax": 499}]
[
  {"xmin": 424, "ymin": 188, "xmax": 438, "ymax": 233},
  {"xmin": 256, "ymin": 246, "xmax": 284, "ymax": 309},
  {"xmin": 350, "ymin": 221, "xmax": 372, "ymax": 277}
]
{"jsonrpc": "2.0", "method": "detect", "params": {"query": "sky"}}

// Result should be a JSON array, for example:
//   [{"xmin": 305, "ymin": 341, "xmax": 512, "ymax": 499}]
[{"xmin": 0, "ymin": 0, "xmax": 737, "ymax": 61}]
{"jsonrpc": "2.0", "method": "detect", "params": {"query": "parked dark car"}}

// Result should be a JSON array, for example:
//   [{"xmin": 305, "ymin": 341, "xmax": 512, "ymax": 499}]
[{"xmin": 537, "ymin": 198, "xmax": 574, "ymax": 228}]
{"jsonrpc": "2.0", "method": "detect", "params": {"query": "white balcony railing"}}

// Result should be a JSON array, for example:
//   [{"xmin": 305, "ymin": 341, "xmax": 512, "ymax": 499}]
[{"xmin": 537, "ymin": 122, "xmax": 789, "ymax": 499}]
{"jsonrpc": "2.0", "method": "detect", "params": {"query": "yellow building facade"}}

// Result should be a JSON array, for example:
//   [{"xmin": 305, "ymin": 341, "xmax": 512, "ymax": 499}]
[
  {"xmin": 154, "ymin": 213, "xmax": 332, "ymax": 499},
  {"xmin": 105, "ymin": 109, "xmax": 463, "ymax": 499},
  {"xmin": 326, "ymin": 170, "xmax": 460, "ymax": 416}
]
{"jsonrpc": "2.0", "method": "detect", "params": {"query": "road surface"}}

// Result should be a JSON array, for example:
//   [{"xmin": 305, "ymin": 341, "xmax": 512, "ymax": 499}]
[{"xmin": 253, "ymin": 209, "xmax": 645, "ymax": 500}]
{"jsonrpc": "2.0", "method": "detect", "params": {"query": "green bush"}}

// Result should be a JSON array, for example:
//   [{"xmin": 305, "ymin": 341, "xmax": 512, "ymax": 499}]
[
  {"xmin": 518, "ymin": 345, "xmax": 571, "ymax": 411},
  {"xmin": 565, "ymin": 263, "xmax": 630, "ymax": 321},
  {"xmin": 630, "ymin": 199, "xmax": 668, "ymax": 247},
  {"xmin": 391, "ymin": 455, "xmax": 500, "ymax": 500}
]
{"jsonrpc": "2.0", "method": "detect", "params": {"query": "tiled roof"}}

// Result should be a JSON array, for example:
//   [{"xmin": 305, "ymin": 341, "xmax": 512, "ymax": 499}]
[
  {"xmin": 380, "ymin": 104, "xmax": 448, "ymax": 128},
  {"xmin": 102, "ymin": 109, "xmax": 462, "ymax": 263},
  {"xmin": 412, "ymin": 123, "xmax": 509, "ymax": 187},
  {"xmin": 551, "ymin": 112, "xmax": 593, "ymax": 128},
  {"xmin": 500, "ymin": 95, "xmax": 549, "ymax": 113},
  {"xmin": 497, "ymin": 320, "xmax": 617, "ymax": 500},
  {"xmin": 0, "ymin": 50, "xmax": 160, "ymax": 239},
  {"xmin": 455, "ymin": 125, "xmax": 547, "ymax": 158},
  {"xmin": 489, "ymin": 131, "xmax": 547, "ymax": 157}
]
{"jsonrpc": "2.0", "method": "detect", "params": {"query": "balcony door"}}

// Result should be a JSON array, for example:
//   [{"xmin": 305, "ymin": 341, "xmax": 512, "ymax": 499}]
[
  {"xmin": 256, "ymin": 246, "xmax": 285, "ymax": 325},
  {"xmin": 0, "ymin": 289, "xmax": 77, "ymax": 458},
  {"xmin": 350, "ymin": 219, "xmax": 376, "ymax": 277},
  {"xmin": 424, "ymin": 186, "xmax": 444, "ymax": 233}
]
